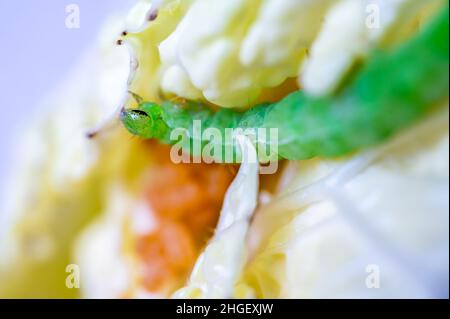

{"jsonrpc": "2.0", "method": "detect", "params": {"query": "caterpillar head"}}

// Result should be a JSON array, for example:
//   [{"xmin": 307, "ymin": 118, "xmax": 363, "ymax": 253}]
[{"xmin": 120, "ymin": 102, "xmax": 168, "ymax": 139}]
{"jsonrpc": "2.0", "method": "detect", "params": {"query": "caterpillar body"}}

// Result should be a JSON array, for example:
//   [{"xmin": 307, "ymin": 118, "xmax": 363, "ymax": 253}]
[{"xmin": 121, "ymin": 6, "xmax": 449, "ymax": 163}]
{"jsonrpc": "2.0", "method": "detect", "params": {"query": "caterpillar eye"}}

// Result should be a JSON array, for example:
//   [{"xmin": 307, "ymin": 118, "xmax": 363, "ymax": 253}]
[
  {"xmin": 130, "ymin": 109, "xmax": 149, "ymax": 117},
  {"xmin": 120, "ymin": 108, "xmax": 149, "ymax": 121}
]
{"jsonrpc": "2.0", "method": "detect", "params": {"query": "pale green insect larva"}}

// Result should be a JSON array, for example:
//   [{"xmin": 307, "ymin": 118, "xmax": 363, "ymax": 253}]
[{"xmin": 121, "ymin": 5, "xmax": 449, "ymax": 163}]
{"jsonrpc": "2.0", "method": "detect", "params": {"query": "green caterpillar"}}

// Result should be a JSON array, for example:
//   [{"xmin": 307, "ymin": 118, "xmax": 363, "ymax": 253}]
[{"xmin": 121, "ymin": 6, "xmax": 449, "ymax": 163}]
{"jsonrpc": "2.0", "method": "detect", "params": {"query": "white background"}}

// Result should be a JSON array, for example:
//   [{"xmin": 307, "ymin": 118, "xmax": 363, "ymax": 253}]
[{"xmin": 0, "ymin": 1, "xmax": 133, "ymax": 193}]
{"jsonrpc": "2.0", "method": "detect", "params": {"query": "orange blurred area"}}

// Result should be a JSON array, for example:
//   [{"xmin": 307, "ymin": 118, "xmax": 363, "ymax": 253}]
[
  {"xmin": 135, "ymin": 221, "xmax": 197, "ymax": 292},
  {"xmin": 133, "ymin": 143, "xmax": 237, "ymax": 293}
]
